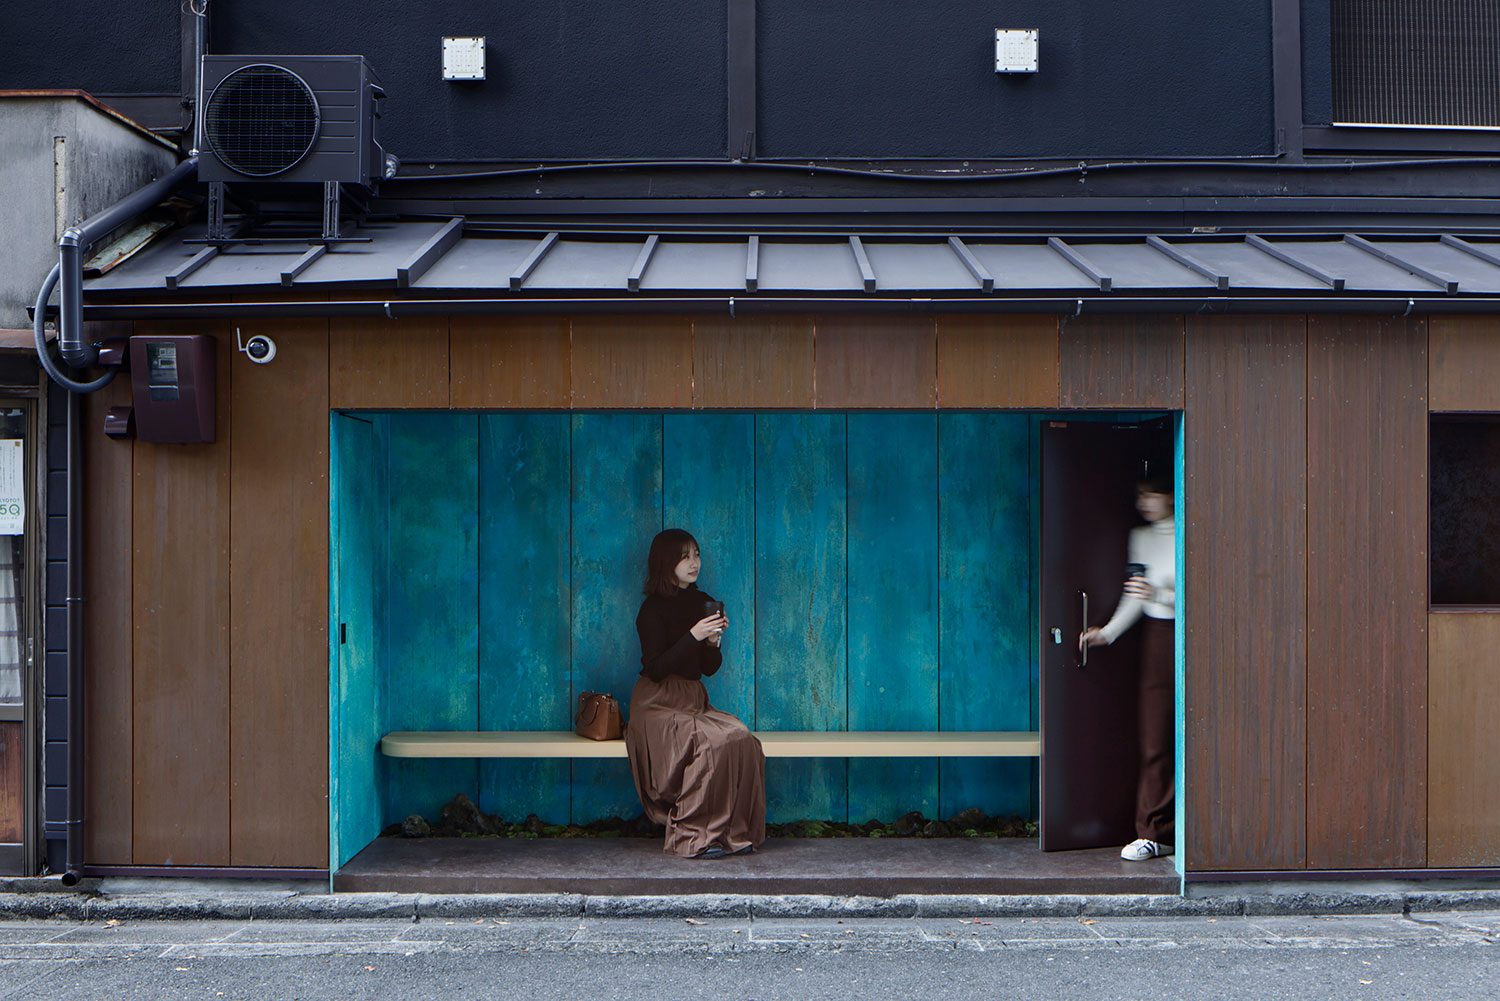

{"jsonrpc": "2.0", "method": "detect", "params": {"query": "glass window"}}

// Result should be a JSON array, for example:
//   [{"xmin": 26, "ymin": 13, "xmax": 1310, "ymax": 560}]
[{"xmin": 0, "ymin": 408, "xmax": 25, "ymax": 706}]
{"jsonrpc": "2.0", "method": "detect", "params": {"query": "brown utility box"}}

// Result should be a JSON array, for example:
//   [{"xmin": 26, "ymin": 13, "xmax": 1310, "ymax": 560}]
[{"xmin": 128, "ymin": 334, "xmax": 216, "ymax": 443}]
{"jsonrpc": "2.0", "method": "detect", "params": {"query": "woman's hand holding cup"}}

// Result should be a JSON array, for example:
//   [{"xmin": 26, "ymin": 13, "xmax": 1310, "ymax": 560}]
[{"xmin": 691, "ymin": 612, "xmax": 727, "ymax": 643}]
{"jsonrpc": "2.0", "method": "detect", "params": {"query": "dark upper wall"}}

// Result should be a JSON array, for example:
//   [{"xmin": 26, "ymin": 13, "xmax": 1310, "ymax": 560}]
[{"xmin": 0, "ymin": 0, "xmax": 1277, "ymax": 162}]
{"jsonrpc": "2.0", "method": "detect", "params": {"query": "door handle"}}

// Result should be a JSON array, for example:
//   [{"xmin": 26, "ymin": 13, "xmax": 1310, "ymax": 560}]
[
  {"xmin": 1079, "ymin": 591, "xmax": 1089, "ymax": 668},
  {"xmin": 1050, "ymin": 627, "xmax": 1062, "ymax": 645}
]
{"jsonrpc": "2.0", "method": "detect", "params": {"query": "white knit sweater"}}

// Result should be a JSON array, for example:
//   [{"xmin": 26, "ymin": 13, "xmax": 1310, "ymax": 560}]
[{"xmin": 1099, "ymin": 517, "xmax": 1176, "ymax": 644}]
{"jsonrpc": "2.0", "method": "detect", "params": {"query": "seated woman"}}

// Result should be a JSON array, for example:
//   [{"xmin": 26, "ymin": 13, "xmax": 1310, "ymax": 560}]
[{"xmin": 626, "ymin": 528, "xmax": 766, "ymax": 859}]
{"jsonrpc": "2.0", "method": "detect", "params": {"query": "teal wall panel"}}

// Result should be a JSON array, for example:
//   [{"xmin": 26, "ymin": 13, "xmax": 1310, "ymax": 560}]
[
  {"xmin": 478, "ymin": 414, "xmax": 572, "ymax": 824},
  {"xmin": 754, "ymin": 413, "xmax": 848, "ymax": 823},
  {"xmin": 663, "ymin": 413, "xmax": 756, "ymax": 725},
  {"xmin": 847, "ymin": 414, "xmax": 940, "ymax": 824},
  {"xmin": 571, "ymin": 414, "xmax": 663, "ymax": 823},
  {"xmin": 384, "ymin": 412, "xmax": 481, "ymax": 824},
  {"xmin": 938, "ymin": 413, "xmax": 1035, "ymax": 819}
]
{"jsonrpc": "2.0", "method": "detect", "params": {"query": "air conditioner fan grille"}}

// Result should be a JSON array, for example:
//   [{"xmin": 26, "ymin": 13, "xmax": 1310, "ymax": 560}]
[{"xmin": 204, "ymin": 64, "xmax": 320, "ymax": 177}]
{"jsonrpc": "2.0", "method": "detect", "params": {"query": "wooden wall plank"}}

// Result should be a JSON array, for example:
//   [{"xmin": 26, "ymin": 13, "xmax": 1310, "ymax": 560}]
[
  {"xmin": 936, "ymin": 315, "xmax": 1060, "ymax": 408},
  {"xmin": 814, "ymin": 317, "xmax": 936, "ymax": 409},
  {"xmin": 229, "ymin": 319, "xmax": 329, "ymax": 867},
  {"xmin": 0, "ymin": 723, "xmax": 21, "ymax": 843},
  {"xmin": 83, "ymin": 374, "xmax": 134, "ymax": 864},
  {"xmin": 755, "ymin": 414, "xmax": 848, "ymax": 822},
  {"xmin": 663, "ymin": 414, "xmax": 756, "ymax": 725},
  {"xmin": 383, "ymin": 413, "xmax": 479, "ymax": 824},
  {"xmin": 938, "ymin": 413, "xmax": 1034, "ymax": 820},
  {"xmin": 330, "ymin": 413, "xmax": 388, "ymax": 870},
  {"xmin": 132, "ymin": 324, "xmax": 232, "ymax": 865},
  {"xmin": 1428, "ymin": 612, "xmax": 1500, "ymax": 866},
  {"xmin": 692, "ymin": 317, "xmax": 815, "ymax": 408},
  {"xmin": 1184, "ymin": 315, "xmax": 1308, "ymax": 871},
  {"xmin": 329, "ymin": 317, "xmax": 450, "ymax": 409},
  {"xmin": 450, "ymin": 316, "xmax": 571, "ymax": 408},
  {"xmin": 1429, "ymin": 315, "xmax": 1500, "ymax": 412},
  {"xmin": 1060, "ymin": 315, "xmax": 1185, "ymax": 409},
  {"xmin": 570, "ymin": 414, "xmax": 662, "ymax": 822},
  {"xmin": 1306, "ymin": 315, "xmax": 1427, "ymax": 869},
  {"xmin": 571, "ymin": 317, "xmax": 692, "ymax": 408},
  {"xmin": 477, "ymin": 414, "xmax": 572, "ymax": 824},
  {"xmin": 846, "ymin": 414, "xmax": 939, "ymax": 824}
]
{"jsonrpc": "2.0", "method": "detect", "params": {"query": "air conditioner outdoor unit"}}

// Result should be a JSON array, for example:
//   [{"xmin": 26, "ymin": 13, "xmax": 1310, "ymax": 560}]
[{"xmin": 197, "ymin": 54, "xmax": 385, "ymax": 187}]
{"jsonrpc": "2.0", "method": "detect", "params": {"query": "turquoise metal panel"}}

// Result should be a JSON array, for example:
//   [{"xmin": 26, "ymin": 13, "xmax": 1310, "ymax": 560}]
[
  {"xmin": 939, "ymin": 413, "xmax": 1035, "ymax": 820},
  {"xmin": 330, "ymin": 413, "xmax": 388, "ymax": 870},
  {"xmin": 477, "ymin": 414, "xmax": 572, "ymax": 824},
  {"xmin": 663, "ymin": 413, "xmax": 756, "ymax": 725},
  {"xmin": 571, "ymin": 413, "xmax": 663, "ymax": 823},
  {"xmin": 847, "ymin": 414, "xmax": 939, "ymax": 824},
  {"xmin": 754, "ymin": 413, "xmax": 848, "ymax": 823},
  {"xmin": 384, "ymin": 412, "xmax": 481, "ymax": 824},
  {"xmin": 1174, "ymin": 410, "xmax": 1186, "ymax": 881}
]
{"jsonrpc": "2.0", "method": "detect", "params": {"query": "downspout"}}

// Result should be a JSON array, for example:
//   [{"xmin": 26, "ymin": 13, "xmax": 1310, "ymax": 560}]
[{"xmin": 59, "ymin": 386, "xmax": 83, "ymax": 885}]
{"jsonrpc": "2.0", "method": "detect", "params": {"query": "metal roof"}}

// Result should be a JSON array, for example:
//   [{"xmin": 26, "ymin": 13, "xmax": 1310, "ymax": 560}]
[{"xmin": 81, "ymin": 220, "xmax": 1500, "ymax": 313}]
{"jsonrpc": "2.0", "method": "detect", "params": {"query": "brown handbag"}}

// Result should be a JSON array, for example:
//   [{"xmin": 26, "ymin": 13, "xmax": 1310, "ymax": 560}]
[{"xmin": 575, "ymin": 691, "xmax": 624, "ymax": 740}]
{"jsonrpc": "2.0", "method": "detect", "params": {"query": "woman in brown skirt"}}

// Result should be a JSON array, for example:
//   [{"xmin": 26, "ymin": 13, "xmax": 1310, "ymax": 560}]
[{"xmin": 626, "ymin": 528, "xmax": 766, "ymax": 859}]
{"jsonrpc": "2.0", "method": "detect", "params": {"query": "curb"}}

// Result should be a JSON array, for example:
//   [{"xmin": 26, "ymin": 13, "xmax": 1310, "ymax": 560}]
[{"xmin": 1, "ymin": 888, "xmax": 1498, "ymax": 922}]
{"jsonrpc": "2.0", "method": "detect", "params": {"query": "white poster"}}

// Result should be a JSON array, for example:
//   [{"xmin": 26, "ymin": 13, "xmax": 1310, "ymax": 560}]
[{"xmin": 0, "ymin": 440, "xmax": 22, "ymax": 535}]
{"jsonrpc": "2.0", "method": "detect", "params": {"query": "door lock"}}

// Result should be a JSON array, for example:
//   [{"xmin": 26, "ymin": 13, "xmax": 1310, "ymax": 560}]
[{"xmin": 1051, "ymin": 627, "xmax": 1062, "ymax": 645}]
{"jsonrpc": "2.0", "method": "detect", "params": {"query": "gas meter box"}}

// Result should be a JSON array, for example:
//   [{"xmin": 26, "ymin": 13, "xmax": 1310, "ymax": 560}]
[{"xmin": 128, "ymin": 335, "xmax": 216, "ymax": 443}]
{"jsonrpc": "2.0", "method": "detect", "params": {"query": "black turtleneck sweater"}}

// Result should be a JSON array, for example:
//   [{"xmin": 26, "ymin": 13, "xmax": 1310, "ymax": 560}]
[{"xmin": 635, "ymin": 585, "xmax": 723, "ymax": 682}]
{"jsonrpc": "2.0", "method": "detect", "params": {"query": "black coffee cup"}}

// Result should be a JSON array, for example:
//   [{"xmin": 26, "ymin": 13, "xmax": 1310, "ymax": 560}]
[
  {"xmin": 1124, "ymin": 563, "xmax": 1147, "ymax": 581},
  {"xmin": 703, "ymin": 600, "xmax": 725, "ymax": 617}
]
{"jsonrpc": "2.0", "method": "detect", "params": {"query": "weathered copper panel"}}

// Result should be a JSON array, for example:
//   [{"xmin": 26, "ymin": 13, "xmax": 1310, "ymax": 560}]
[
  {"xmin": 936, "ymin": 314, "xmax": 1059, "ymax": 408},
  {"xmin": 693, "ymin": 316, "xmax": 815, "ymax": 408},
  {"xmin": 330, "ymin": 317, "xmax": 450, "ymax": 408},
  {"xmin": 1060, "ymin": 315, "xmax": 1184, "ymax": 409},
  {"xmin": 814, "ymin": 317, "xmax": 936, "ymax": 409},
  {"xmin": 1429, "ymin": 315, "xmax": 1500, "ymax": 412},
  {"xmin": 450, "ymin": 316, "xmax": 571, "ymax": 408},
  {"xmin": 571, "ymin": 316, "xmax": 692, "ymax": 408}
]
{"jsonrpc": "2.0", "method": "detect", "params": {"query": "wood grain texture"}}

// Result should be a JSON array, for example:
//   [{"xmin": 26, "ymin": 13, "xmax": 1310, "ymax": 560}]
[
  {"xmin": 1429, "ymin": 315, "xmax": 1500, "ymax": 412},
  {"xmin": 1428, "ymin": 612, "xmax": 1500, "ymax": 866},
  {"xmin": 571, "ymin": 316, "xmax": 692, "ymax": 408},
  {"xmin": 0, "ymin": 723, "xmax": 21, "ymax": 843},
  {"xmin": 83, "ymin": 374, "xmax": 134, "ymax": 864},
  {"xmin": 1060, "ymin": 315, "xmax": 1185, "ymax": 409},
  {"xmin": 131, "ymin": 323, "xmax": 232, "ymax": 866},
  {"xmin": 570, "ymin": 414, "xmax": 662, "ymax": 822},
  {"xmin": 846, "ymin": 414, "xmax": 939, "ymax": 823},
  {"xmin": 383, "ymin": 413, "xmax": 480, "ymax": 825},
  {"xmin": 938, "ymin": 413, "xmax": 1035, "ymax": 820},
  {"xmin": 1183, "ymin": 315, "xmax": 1308, "ymax": 872},
  {"xmin": 477, "ymin": 414, "xmax": 572, "ymax": 824},
  {"xmin": 329, "ymin": 317, "xmax": 450, "ymax": 409},
  {"xmin": 663, "ymin": 414, "xmax": 756, "ymax": 725},
  {"xmin": 1306, "ymin": 315, "xmax": 1427, "ymax": 870},
  {"xmin": 450, "ymin": 316, "xmax": 570, "ymax": 408},
  {"xmin": 936, "ymin": 315, "xmax": 1060, "ymax": 408},
  {"xmin": 755, "ymin": 414, "xmax": 848, "ymax": 822},
  {"xmin": 228, "ymin": 318, "xmax": 329, "ymax": 868},
  {"xmin": 692, "ymin": 316, "xmax": 815, "ymax": 408},
  {"xmin": 814, "ymin": 317, "xmax": 937, "ymax": 409}
]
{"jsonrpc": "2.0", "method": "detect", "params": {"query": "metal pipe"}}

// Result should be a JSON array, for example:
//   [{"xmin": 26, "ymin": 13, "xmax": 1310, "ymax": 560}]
[
  {"xmin": 56, "ymin": 157, "xmax": 198, "ymax": 369},
  {"xmin": 59, "ymin": 386, "xmax": 83, "ymax": 886}
]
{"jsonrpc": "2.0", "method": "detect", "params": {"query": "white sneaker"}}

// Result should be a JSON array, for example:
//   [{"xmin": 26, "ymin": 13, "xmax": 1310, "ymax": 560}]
[{"xmin": 1120, "ymin": 838, "xmax": 1171, "ymax": 861}]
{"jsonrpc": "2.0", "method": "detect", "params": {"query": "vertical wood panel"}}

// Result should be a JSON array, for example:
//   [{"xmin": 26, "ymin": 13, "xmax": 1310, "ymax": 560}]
[
  {"xmin": 1428, "ymin": 612, "xmax": 1500, "ymax": 866},
  {"xmin": 383, "ymin": 413, "xmax": 479, "ymax": 824},
  {"xmin": 1307, "ymin": 315, "xmax": 1427, "ymax": 869},
  {"xmin": 846, "ymin": 414, "xmax": 939, "ymax": 823},
  {"xmin": 692, "ymin": 316, "xmax": 815, "ymax": 408},
  {"xmin": 450, "ymin": 316, "xmax": 571, "ymax": 408},
  {"xmin": 936, "ymin": 315, "xmax": 1060, "ymax": 408},
  {"xmin": 938, "ymin": 413, "xmax": 1034, "ymax": 820},
  {"xmin": 229, "ymin": 319, "xmax": 329, "ymax": 867},
  {"xmin": 329, "ymin": 317, "xmax": 450, "ymax": 409},
  {"xmin": 571, "ymin": 317, "xmax": 692, "ymax": 408},
  {"xmin": 0, "ymin": 723, "xmax": 21, "ymax": 843},
  {"xmin": 477, "ymin": 414, "xmax": 572, "ymax": 824},
  {"xmin": 1429, "ymin": 315, "xmax": 1500, "ymax": 412},
  {"xmin": 132, "ymin": 324, "xmax": 232, "ymax": 865},
  {"xmin": 814, "ymin": 317, "xmax": 936, "ymax": 409},
  {"xmin": 1060, "ymin": 315, "xmax": 1184, "ymax": 409},
  {"xmin": 663, "ymin": 414, "xmax": 756, "ymax": 724},
  {"xmin": 755, "ymin": 414, "xmax": 847, "ymax": 822},
  {"xmin": 83, "ymin": 374, "xmax": 133, "ymax": 864},
  {"xmin": 570, "ymin": 414, "xmax": 662, "ymax": 822},
  {"xmin": 1184, "ymin": 315, "xmax": 1308, "ymax": 871}
]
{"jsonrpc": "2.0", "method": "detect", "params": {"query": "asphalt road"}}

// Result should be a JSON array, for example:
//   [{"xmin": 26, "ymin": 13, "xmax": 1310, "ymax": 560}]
[{"xmin": 0, "ymin": 911, "xmax": 1494, "ymax": 1000}]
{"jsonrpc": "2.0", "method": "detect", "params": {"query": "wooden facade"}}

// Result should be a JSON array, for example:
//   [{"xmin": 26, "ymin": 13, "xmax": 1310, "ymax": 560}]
[{"xmin": 80, "ymin": 312, "xmax": 1500, "ymax": 876}]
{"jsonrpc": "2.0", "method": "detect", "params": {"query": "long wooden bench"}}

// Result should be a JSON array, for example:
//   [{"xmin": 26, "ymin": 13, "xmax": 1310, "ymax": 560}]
[{"xmin": 380, "ymin": 731, "xmax": 1040, "ymax": 759}]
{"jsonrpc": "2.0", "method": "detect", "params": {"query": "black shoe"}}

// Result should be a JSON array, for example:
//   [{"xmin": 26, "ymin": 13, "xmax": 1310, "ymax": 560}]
[
  {"xmin": 726, "ymin": 845, "xmax": 755, "ymax": 856},
  {"xmin": 691, "ymin": 845, "xmax": 727, "ymax": 860}
]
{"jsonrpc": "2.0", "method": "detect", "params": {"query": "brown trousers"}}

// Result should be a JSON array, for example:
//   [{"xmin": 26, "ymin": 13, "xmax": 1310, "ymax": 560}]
[{"xmin": 1136, "ymin": 616, "xmax": 1176, "ymax": 845}]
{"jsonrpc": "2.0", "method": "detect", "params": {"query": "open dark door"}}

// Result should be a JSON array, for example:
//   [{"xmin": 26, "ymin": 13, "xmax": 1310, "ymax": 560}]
[{"xmin": 1039, "ymin": 419, "xmax": 1172, "ymax": 851}]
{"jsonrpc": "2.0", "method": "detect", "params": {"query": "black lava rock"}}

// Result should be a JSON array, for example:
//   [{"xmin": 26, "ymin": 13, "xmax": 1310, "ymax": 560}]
[
  {"xmin": 401, "ymin": 814, "xmax": 431, "ymax": 838},
  {"xmin": 892, "ymin": 811, "xmax": 926, "ymax": 837},
  {"xmin": 948, "ymin": 807, "xmax": 990, "ymax": 831},
  {"xmin": 922, "ymin": 820, "xmax": 952, "ymax": 838},
  {"xmin": 523, "ymin": 813, "xmax": 546, "ymax": 835}
]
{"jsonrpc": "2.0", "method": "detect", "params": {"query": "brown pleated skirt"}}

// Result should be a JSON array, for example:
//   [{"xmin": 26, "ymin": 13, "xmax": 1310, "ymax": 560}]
[{"xmin": 625, "ymin": 674, "xmax": 766, "ymax": 858}]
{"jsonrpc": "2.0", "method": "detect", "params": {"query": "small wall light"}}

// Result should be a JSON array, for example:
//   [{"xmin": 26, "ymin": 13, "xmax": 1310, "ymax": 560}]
[
  {"xmin": 443, "ymin": 37, "xmax": 486, "ymax": 81},
  {"xmin": 995, "ymin": 29, "xmax": 1039, "ymax": 74}
]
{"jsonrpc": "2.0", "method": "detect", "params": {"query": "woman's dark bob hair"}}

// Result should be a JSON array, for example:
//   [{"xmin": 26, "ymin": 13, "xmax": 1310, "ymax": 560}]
[
  {"xmin": 643, "ymin": 528, "xmax": 700, "ymax": 597},
  {"xmin": 1137, "ymin": 474, "xmax": 1174, "ymax": 496}
]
